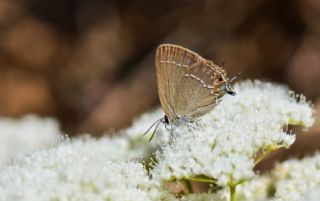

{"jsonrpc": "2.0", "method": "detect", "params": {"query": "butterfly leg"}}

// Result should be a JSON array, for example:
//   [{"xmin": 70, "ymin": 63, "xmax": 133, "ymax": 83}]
[{"xmin": 148, "ymin": 120, "xmax": 162, "ymax": 142}]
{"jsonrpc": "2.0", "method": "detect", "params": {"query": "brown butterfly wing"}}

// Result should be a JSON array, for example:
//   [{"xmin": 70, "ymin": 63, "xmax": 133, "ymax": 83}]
[
  {"xmin": 177, "ymin": 61, "xmax": 227, "ymax": 118},
  {"xmin": 156, "ymin": 44, "xmax": 201, "ymax": 119}
]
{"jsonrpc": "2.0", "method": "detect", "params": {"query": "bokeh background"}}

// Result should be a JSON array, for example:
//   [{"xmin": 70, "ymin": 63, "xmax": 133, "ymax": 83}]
[{"xmin": 0, "ymin": 0, "xmax": 319, "ymax": 160}]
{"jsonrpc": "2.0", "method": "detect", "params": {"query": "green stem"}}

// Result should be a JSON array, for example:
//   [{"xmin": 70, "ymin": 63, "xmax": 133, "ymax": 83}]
[
  {"xmin": 181, "ymin": 179, "xmax": 192, "ymax": 193},
  {"xmin": 185, "ymin": 176, "xmax": 217, "ymax": 184},
  {"xmin": 229, "ymin": 184, "xmax": 237, "ymax": 201},
  {"xmin": 254, "ymin": 146, "xmax": 274, "ymax": 166},
  {"xmin": 228, "ymin": 175, "xmax": 244, "ymax": 201}
]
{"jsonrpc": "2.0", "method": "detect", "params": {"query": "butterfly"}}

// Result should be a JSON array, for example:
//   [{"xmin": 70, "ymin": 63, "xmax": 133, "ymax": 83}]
[{"xmin": 145, "ymin": 44, "xmax": 235, "ymax": 141}]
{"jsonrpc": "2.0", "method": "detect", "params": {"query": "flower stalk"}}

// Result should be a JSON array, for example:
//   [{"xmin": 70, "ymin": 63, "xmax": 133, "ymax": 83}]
[
  {"xmin": 229, "ymin": 183, "xmax": 237, "ymax": 201},
  {"xmin": 254, "ymin": 145, "xmax": 275, "ymax": 166}
]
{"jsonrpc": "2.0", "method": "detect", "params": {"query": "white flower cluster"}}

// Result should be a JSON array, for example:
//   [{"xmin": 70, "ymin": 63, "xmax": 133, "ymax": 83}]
[
  {"xmin": 0, "ymin": 115, "xmax": 61, "ymax": 168},
  {"xmin": 235, "ymin": 153, "xmax": 320, "ymax": 201},
  {"xmin": 0, "ymin": 137, "xmax": 173, "ymax": 201},
  {"xmin": 271, "ymin": 153, "xmax": 320, "ymax": 201},
  {"xmin": 0, "ymin": 80, "xmax": 315, "ymax": 201},
  {"xmin": 178, "ymin": 176, "xmax": 271, "ymax": 201},
  {"xmin": 0, "ymin": 111, "xmax": 173, "ymax": 201},
  {"xmin": 203, "ymin": 176, "xmax": 271, "ymax": 201},
  {"xmin": 300, "ymin": 190, "xmax": 320, "ymax": 201},
  {"xmin": 153, "ymin": 80, "xmax": 314, "ymax": 186},
  {"xmin": 179, "ymin": 152, "xmax": 320, "ymax": 201},
  {"xmin": 236, "ymin": 176, "xmax": 271, "ymax": 201}
]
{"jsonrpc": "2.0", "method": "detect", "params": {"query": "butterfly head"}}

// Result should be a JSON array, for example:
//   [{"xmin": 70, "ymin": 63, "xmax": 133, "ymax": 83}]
[
  {"xmin": 215, "ymin": 72, "xmax": 236, "ymax": 96},
  {"xmin": 223, "ymin": 81, "xmax": 236, "ymax": 96}
]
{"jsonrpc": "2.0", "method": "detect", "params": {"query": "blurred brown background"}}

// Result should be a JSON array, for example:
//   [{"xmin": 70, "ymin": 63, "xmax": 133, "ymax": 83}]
[{"xmin": 0, "ymin": 0, "xmax": 319, "ymax": 141}]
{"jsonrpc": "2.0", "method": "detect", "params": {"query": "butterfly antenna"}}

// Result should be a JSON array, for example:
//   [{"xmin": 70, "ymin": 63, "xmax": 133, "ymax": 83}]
[
  {"xmin": 221, "ymin": 61, "xmax": 226, "ymax": 67},
  {"xmin": 230, "ymin": 71, "xmax": 241, "ymax": 83}
]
